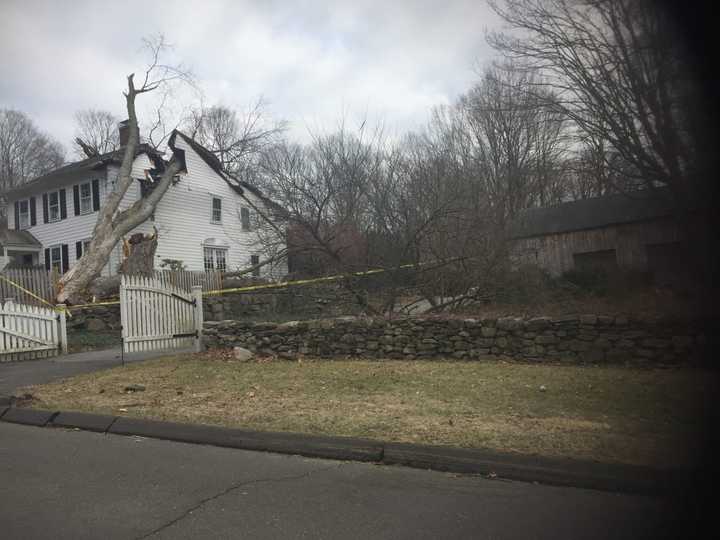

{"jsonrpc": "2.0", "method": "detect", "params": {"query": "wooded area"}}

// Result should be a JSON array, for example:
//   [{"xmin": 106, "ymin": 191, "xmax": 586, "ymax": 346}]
[{"xmin": 0, "ymin": 1, "xmax": 713, "ymax": 313}]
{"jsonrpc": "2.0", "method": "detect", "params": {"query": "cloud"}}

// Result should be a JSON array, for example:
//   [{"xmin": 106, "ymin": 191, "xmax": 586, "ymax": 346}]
[{"xmin": 0, "ymin": 0, "xmax": 502, "ymax": 151}]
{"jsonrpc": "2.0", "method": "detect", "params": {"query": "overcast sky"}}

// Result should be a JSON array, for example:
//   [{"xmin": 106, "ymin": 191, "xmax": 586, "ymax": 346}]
[{"xmin": 0, "ymin": 0, "xmax": 503, "ymax": 153}]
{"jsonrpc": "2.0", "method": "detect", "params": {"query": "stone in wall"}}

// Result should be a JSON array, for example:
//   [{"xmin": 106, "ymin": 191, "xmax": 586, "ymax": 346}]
[{"xmin": 203, "ymin": 314, "xmax": 708, "ymax": 365}]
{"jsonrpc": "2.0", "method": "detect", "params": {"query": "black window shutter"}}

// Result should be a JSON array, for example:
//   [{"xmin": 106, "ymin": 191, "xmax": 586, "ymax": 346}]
[
  {"xmin": 73, "ymin": 185, "xmax": 80, "ymax": 215},
  {"xmin": 44, "ymin": 248, "xmax": 51, "ymax": 271},
  {"xmin": 14, "ymin": 201, "xmax": 19, "ymax": 229},
  {"xmin": 59, "ymin": 189, "xmax": 67, "ymax": 220},
  {"xmin": 30, "ymin": 197, "xmax": 36, "ymax": 226},
  {"xmin": 61, "ymin": 244, "xmax": 69, "ymax": 274},
  {"xmin": 76, "ymin": 241, "xmax": 83, "ymax": 260},
  {"xmin": 92, "ymin": 179, "xmax": 100, "ymax": 211},
  {"xmin": 42, "ymin": 193, "xmax": 49, "ymax": 223}
]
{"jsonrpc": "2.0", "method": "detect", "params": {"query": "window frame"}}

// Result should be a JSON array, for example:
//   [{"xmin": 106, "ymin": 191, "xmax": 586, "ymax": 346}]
[
  {"xmin": 47, "ymin": 190, "xmax": 61, "ymax": 222},
  {"xmin": 79, "ymin": 181, "xmax": 93, "ymax": 214},
  {"xmin": 250, "ymin": 254, "xmax": 260, "ymax": 277},
  {"xmin": 17, "ymin": 199, "xmax": 30, "ymax": 229},
  {"xmin": 241, "ymin": 207, "xmax": 252, "ymax": 231},
  {"xmin": 203, "ymin": 246, "xmax": 228, "ymax": 271},
  {"xmin": 211, "ymin": 197, "xmax": 222, "ymax": 224},
  {"xmin": 49, "ymin": 245, "xmax": 63, "ymax": 273}
]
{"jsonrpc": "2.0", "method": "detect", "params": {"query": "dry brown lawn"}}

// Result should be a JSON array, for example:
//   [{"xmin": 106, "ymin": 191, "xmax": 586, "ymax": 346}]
[{"xmin": 19, "ymin": 354, "xmax": 714, "ymax": 468}]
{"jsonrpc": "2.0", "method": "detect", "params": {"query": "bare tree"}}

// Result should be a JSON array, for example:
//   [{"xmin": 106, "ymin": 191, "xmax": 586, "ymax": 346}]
[
  {"xmin": 187, "ymin": 100, "xmax": 286, "ymax": 182},
  {"xmin": 57, "ymin": 35, "xmax": 194, "ymax": 304},
  {"xmin": 458, "ymin": 65, "xmax": 568, "ymax": 222},
  {"xmin": 0, "ymin": 109, "xmax": 64, "ymax": 193},
  {"xmin": 488, "ymin": 0, "xmax": 705, "ymax": 207},
  {"xmin": 72, "ymin": 109, "xmax": 120, "ymax": 158}
]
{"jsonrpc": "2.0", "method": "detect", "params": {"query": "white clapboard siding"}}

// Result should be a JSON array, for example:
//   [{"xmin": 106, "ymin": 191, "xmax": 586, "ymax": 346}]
[
  {"xmin": 120, "ymin": 275, "xmax": 202, "ymax": 354},
  {"xmin": 0, "ymin": 300, "xmax": 66, "ymax": 362}
]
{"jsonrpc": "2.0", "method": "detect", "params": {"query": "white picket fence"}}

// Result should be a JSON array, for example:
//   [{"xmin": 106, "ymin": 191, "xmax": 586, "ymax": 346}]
[
  {"xmin": 120, "ymin": 275, "xmax": 203, "ymax": 354},
  {"xmin": 154, "ymin": 270, "xmax": 222, "ymax": 293},
  {"xmin": 0, "ymin": 300, "xmax": 67, "ymax": 362}
]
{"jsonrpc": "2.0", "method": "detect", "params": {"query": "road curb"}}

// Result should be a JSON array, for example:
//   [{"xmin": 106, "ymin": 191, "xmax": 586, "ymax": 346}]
[
  {"xmin": 108, "ymin": 416, "xmax": 384, "ymax": 462},
  {"xmin": 381, "ymin": 442, "xmax": 675, "ymax": 495},
  {"xmin": 0, "ymin": 408, "xmax": 682, "ymax": 494},
  {"xmin": 52, "ymin": 411, "xmax": 118, "ymax": 433},
  {"xmin": 1, "ymin": 407, "xmax": 57, "ymax": 426}
]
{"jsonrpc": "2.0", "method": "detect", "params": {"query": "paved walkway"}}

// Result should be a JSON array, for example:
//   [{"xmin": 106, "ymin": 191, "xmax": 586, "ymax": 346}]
[
  {"xmin": 0, "ymin": 348, "xmax": 190, "ymax": 396},
  {"xmin": 0, "ymin": 422, "xmax": 675, "ymax": 540}
]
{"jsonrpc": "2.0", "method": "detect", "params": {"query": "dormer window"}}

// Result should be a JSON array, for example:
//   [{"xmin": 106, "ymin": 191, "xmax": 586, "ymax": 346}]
[{"xmin": 211, "ymin": 197, "xmax": 222, "ymax": 223}]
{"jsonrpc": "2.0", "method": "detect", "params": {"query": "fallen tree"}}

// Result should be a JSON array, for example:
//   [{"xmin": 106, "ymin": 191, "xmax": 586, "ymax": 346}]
[{"xmin": 57, "ymin": 36, "xmax": 192, "ymax": 304}]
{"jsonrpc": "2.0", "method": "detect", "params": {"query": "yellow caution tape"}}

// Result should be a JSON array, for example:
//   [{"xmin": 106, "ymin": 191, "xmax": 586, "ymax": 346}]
[
  {"xmin": 0, "ymin": 273, "xmax": 71, "ymax": 316},
  {"xmin": 46, "ymin": 257, "xmax": 466, "ymax": 310},
  {"xmin": 201, "ymin": 259, "xmax": 451, "ymax": 297},
  {"xmin": 67, "ymin": 299, "xmax": 121, "ymax": 310}
]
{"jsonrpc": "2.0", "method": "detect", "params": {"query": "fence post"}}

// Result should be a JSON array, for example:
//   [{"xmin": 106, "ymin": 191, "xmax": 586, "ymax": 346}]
[
  {"xmin": 56, "ymin": 304, "xmax": 68, "ymax": 354},
  {"xmin": 192, "ymin": 285, "xmax": 203, "ymax": 353}
]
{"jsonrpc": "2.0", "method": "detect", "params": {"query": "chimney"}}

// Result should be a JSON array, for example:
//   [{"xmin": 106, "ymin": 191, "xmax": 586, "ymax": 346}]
[{"xmin": 118, "ymin": 119, "xmax": 139, "ymax": 147}]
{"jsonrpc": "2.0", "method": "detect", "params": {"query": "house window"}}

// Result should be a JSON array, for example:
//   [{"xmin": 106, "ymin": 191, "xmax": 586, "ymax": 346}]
[
  {"xmin": 77, "ymin": 239, "xmax": 92, "ymax": 260},
  {"xmin": 250, "ymin": 254, "xmax": 260, "ymax": 277},
  {"xmin": 203, "ymin": 247, "xmax": 227, "ymax": 271},
  {"xmin": 17, "ymin": 199, "xmax": 30, "ymax": 229},
  {"xmin": 49, "ymin": 245, "xmax": 63, "ymax": 273},
  {"xmin": 241, "ymin": 207, "xmax": 251, "ymax": 231},
  {"xmin": 79, "ymin": 182, "xmax": 93, "ymax": 214},
  {"xmin": 211, "ymin": 197, "xmax": 222, "ymax": 223},
  {"xmin": 48, "ymin": 190, "xmax": 61, "ymax": 222}
]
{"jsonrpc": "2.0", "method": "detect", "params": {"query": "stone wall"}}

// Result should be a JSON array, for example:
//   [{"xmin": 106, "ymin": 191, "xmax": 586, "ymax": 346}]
[
  {"xmin": 67, "ymin": 305, "xmax": 121, "ymax": 332},
  {"xmin": 202, "ymin": 285, "xmax": 363, "ymax": 322},
  {"xmin": 203, "ymin": 314, "xmax": 708, "ymax": 364}
]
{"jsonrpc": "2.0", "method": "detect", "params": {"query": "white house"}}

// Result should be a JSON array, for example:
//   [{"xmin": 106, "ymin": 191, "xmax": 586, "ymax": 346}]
[{"xmin": 3, "ymin": 127, "xmax": 287, "ymax": 278}]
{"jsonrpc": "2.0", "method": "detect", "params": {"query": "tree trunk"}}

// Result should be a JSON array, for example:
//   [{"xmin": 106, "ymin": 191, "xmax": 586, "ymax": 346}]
[{"xmin": 118, "ymin": 231, "xmax": 158, "ymax": 276}]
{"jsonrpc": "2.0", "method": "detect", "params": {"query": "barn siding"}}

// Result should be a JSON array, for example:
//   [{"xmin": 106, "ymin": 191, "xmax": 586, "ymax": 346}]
[{"xmin": 512, "ymin": 218, "xmax": 681, "ymax": 276}]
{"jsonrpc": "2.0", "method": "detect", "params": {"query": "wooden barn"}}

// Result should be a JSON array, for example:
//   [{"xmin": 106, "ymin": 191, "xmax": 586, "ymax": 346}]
[{"xmin": 509, "ymin": 189, "xmax": 686, "ymax": 286}]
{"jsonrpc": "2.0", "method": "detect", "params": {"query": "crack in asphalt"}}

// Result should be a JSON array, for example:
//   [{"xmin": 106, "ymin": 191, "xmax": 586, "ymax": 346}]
[{"xmin": 136, "ymin": 462, "xmax": 346, "ymax": 539}]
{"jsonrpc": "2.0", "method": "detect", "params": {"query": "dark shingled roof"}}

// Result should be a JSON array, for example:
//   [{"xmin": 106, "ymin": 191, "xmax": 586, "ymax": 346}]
[
  {"xmin": 509, "ymin": 189, "xmax": 675, "ymax": 239},
  {"xmin": 0, "ymin": 228, "xmax": 42, "ymax": 247},
  {"xmin": 6, "ymin": 143, "xmax": 161, "ymax": 198}
]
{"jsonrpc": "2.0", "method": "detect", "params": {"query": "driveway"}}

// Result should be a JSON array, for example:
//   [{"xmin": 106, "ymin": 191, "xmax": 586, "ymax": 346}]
[
  {"xmin": 0, "ymin": 421, "xmax": 677, "ymax": 540},
  {"xmin": 0, "ymin": 348, "xmax": 189, "ymax": 396}
]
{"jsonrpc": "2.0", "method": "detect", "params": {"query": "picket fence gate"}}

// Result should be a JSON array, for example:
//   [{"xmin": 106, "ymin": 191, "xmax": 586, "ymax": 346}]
[
  {"xmin": 0, "ymin": 300, "xmax": 67, "ymax": 362},
  {"xmin": 120, "ymin": 275, "xmax": 203, "ymax": 354}
]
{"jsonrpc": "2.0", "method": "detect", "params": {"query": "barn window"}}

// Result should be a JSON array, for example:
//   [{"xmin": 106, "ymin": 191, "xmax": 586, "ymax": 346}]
[
  {"xmin": 646, "ymin": 242, "xmax": 686, "ymax": 287},
  {"xmin": 572, "ymin": 249, "xmax": 618, "ymax": 273},
  {"xmin": 250, "ymin": 254, "xmax": 260, "ymax": 276}
]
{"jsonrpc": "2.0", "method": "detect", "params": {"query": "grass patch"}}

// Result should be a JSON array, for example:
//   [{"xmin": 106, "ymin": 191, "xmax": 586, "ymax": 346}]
[{"xmin": 20, "ymin": 355, "xmax": 714, "ymax": 467}]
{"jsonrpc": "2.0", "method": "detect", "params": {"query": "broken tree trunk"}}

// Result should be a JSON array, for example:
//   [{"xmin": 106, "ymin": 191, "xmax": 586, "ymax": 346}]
[{"xmin": 118, "ymin": 230, "xmax": 158, "ymax": 276}]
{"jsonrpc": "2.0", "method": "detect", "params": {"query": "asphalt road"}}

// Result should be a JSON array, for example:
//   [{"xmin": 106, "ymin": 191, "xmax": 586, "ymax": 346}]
[
  {"xmin": 0, "ymin": 422, "xmax": 677, "ymax": 540},
  {"xmin": 0, "ymin": 348, "xmax": 190, "ymax": 396}
]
